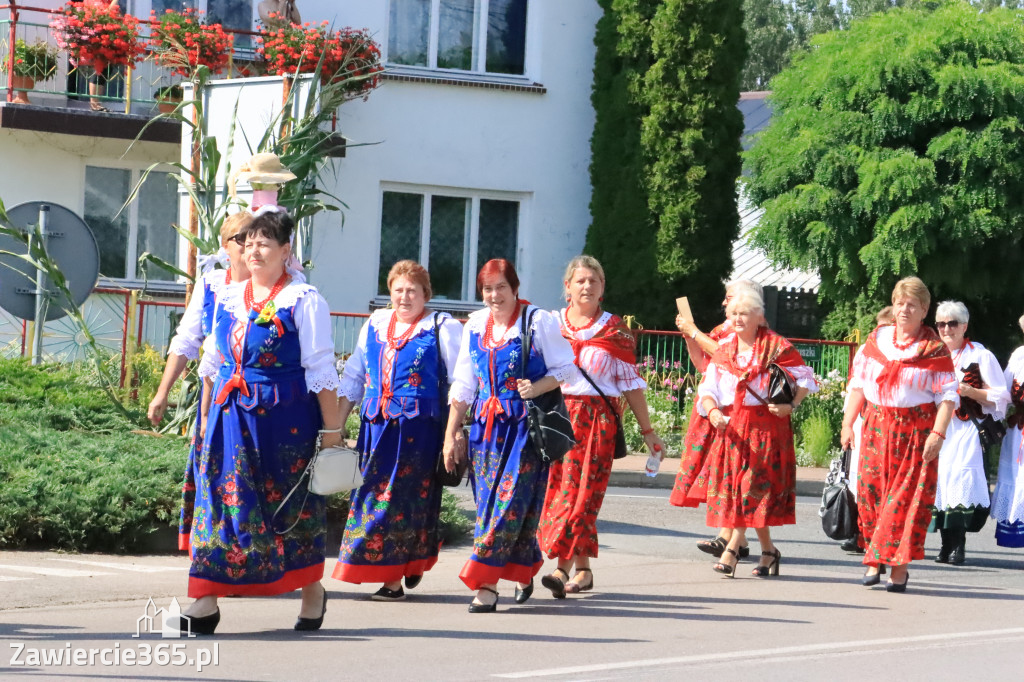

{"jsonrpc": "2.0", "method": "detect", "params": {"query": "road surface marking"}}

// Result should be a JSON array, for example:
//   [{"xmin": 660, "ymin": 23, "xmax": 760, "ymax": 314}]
[
  {"xmin": 49, "ymin": 558, "xmax": 182, "ymax": 573},
  {"xmin": 0, "ymin": 564, "xmax": 113, "ymax": 578},
  {"xmin": 493, "ymin": 627, "xmax": 1024, "ymax": 678}
]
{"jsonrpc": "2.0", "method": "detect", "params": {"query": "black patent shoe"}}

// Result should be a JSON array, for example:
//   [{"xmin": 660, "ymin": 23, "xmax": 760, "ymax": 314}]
[
  {"xmin": 886, "ymin": 573, "xmax": 909, "ymax": 593},
  {"xmin": 179, "ymin": 609, "xmax": 220, "ymax": 636},
  {"xmin": 371, "ymin": 586, "xmax": 406, "ymax": 601},
  {"xmin": 294, "ymin": 587, "xmax": 327, "ymax": 631},
  {"xmin": 404, "ymin": 574, "xmax": 423, "ymax": 590},
  {"xmin": 950, "ymin": 544, "xmax": 965, "ymax": 566},
  {"xmin": 514, "ymin": 579, "xmax": 534, "ymax": 604},
  {"xmin": 861, "ymin": 565, "xmax": 886, "ymax": 586},
  {"xmin": 469, "ymin": 587, "xmax": 499, "ymax": 613}
]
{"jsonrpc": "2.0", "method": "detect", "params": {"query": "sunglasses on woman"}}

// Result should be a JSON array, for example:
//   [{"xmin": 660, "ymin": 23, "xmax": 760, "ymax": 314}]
[{"xmin": 935, "ymin": 320, "xmax": 961, "ymax": 329}]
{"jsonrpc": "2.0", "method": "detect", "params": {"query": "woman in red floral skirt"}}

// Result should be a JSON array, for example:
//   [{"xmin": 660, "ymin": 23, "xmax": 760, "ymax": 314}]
[
  {"xmin": 698, "ymin": 289, "xmax": 816, "ymax": 577},
  {"xmin": 670, "ymin": 280, "xmax": 761, "ymax": 559},
  {"xmin": 537, "ymin": 256, "xmax": 666, "ymax": 597},
  {"xmin": 841, "ymin": 276, "xmax": 957, "ymax": 592}
]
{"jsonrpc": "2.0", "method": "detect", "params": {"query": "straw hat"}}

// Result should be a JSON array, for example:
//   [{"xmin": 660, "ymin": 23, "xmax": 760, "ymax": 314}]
[{"xmin": 235, "ymin": 153, "xmax": 297, "ymax": 185}]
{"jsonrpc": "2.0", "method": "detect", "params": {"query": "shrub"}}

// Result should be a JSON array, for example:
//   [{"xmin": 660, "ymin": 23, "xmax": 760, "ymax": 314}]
[
  {"xmin": 1, "ymin": 39, "xmax": 59, "ymax": 81},
  {"xmin": 0, "ymin": 358, "xmax": 186, "ymax": 551}
]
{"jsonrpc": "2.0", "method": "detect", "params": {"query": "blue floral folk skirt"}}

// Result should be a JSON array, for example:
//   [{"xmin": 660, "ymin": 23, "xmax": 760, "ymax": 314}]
[
  {"xmin": 333, "ymin": 412, "xmax": 444, "ymax": 583},
  {"xmin": 187, "ymin": 377, "xmax": 326, "ymax": 597},
  {"xmin": 459, "ymin": 414, "xmax": 549, "ymax": 590}
]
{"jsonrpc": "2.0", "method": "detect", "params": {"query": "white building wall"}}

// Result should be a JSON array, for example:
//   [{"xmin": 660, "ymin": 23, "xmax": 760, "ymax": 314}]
[{"xmin": 256, "ymin": 0, "xmax": 600, "ymax": 312}]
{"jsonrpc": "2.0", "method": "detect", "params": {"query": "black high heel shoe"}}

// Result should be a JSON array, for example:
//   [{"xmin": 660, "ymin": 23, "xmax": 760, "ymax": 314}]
[
  {"xmin": 294, "ymin": 586, "xmax": 327, "ymax": 631},
  {"xmin": 751, "ymin": 549, "xmax": 781, "ymax": 577},
  {"xmin": 713, "ymin": 548, "xmax": 739, "ymax": 578},
  {"xmin": 886, "ymin": 570, "xmax": 910, "ymax": 593},
  {"xmin": 469, "ymin": 587, "xmax": 499, "ymax": 613},
  {"xmin": 514, "ymin": 579, "xmax": 534, "ymax": 604},
  {"xmin": 861, "ymin": 564, "xmax": 886, "ymax": 587},
  {"xmin": 180, "ymin": 609, "xmax": 220, "ymax": 635}
]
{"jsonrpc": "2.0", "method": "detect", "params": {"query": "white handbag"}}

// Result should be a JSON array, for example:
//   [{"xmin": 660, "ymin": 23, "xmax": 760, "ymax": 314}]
[
  {"xmin": 271, "ymin": 444, "xmax": 363, "ymax": 534},
  {"xmin": 309, "ymin": 445, "xmax": 364, "ymax": 495}
]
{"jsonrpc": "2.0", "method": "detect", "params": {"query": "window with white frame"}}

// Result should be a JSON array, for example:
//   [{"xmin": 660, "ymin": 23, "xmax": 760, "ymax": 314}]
[
  {"xmin": 388, "ymin": 0, "xmax": 529, "ymax": 76},
  {"xmin": 84, "ymin": 166, "xmax": 179, "ymax": 283},
  {"xmin": 378, "ymin": 189, "xmax": 520, "ymax": 301}
]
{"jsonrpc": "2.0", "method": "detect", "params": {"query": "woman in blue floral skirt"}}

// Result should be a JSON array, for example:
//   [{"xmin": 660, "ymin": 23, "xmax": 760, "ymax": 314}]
[
  {"xmin": 179, "ymin": 208, "xmax": 342, "ymax": 634},
  {"xmin": 443, "ymin": 258, "xmax": 579, "ymax": 612},
  {"xmin": 334, "ymin": 260, "xmax": 463, "ymax": 600}
]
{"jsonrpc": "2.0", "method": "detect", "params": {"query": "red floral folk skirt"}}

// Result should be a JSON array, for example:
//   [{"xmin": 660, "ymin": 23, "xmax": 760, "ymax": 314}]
[
  {"xmin": 857, "ymin": 401, "xmax": 938, "ymax": 567},
  {"xmin": 537, "ymin": 395, "xmax": 618, "ymax": 560},
  {"xmin": 705, "ymin": 404, "xmax": 796, "ymax": 529},
  {"xmin": 669, "ymin": 401, "xmax": 716, "ymax": 508}
]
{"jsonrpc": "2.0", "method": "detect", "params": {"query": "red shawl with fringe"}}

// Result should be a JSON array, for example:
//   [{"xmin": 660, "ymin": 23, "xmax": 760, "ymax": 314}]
[
  {"xmin": 709, "ymin": 326, "xmax": 806, "ymax": 408},
  {"xmin": 860, "ymin": 326, "xmax": 954, "ymax": 404},
  {"xmin": 562, "ymin": 313, "xmax": 637, "ymax": 374}
]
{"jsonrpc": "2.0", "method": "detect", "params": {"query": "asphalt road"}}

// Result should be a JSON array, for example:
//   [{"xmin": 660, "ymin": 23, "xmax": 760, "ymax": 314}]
[{"xmin": 2, "ymin": 487, "xmax": 1023, "ymax": 680}]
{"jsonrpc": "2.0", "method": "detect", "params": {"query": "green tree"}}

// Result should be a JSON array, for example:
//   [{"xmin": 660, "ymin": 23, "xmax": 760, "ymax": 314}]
[
  {"xmin": 742, "ymin": 0, "xmax": 797, "ymax": 90},
  {"xmin": 745, "ymin": 1, "xmax": 1024, "ymax": 349},
  {"xmin": 584, "ymin": 0, "xmax": 660, "ymax": 322},
  {"xmin": 638, "ymin": 0, "xmax": 747, "ymax": 327}
]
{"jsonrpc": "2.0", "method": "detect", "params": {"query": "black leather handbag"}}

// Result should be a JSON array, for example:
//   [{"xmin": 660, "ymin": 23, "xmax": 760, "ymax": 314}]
[
  {"xmin": 971, "ymin": 413, "xmax": 1007, "ymax": 451},
  {"xmin": 521, "ymin": 307, "xmax": 576, "ymax": 464},
  {"xmin": 578, "ymin": 367, "xmax": 627, "ymax": 459},
  {"xmin": 819, "ymin": 448, "xmax": 859, "ymax": 541},
  {"xmin": 431, "ymin": 313, "xmax": 467, "ymax": 487},
  {"xmin": 767, "ymin": 363, "xmax": 796, "ymax": 405}
]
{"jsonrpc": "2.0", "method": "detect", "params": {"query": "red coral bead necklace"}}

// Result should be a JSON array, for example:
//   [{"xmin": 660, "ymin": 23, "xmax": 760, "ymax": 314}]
[
  {"xmin": 245, "ymin": 272, "xmax": 289, "ymax": 313},
  {"xmin": 387, "ymin": 309, "xmax": 425, "ymax": 350},
  {"xmin": 892, "ymin": 325, "xmax": 920, "ymax": 351}
]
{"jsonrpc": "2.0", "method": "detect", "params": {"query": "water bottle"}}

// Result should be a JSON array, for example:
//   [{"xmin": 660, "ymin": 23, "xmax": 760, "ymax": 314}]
[{"xmin": 644, "ymin": 444, "xmax": 663, "ymax": 478}]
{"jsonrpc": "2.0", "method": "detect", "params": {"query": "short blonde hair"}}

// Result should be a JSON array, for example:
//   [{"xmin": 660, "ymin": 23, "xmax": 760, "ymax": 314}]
[
  {"xmin": 220, "ymin": 212, "xmax": 254, "ymax": 245},
  {"xmin": 876, "ymin": 306, "xmax": 894, "ymax": 326},
  {"xmin": 562, "ymin": 255, "xmax": 606, "ymax": 298},
  {"xmin": 387, "ymin": 260, "xmax": 432, "ymax": 301},
  {"xmin": 726, "ymin": 288, "xmax": 765, "ymax": 318},
  {"xmin": 891, "ymin": 276, "xmax": 931, "ymax": 311}
]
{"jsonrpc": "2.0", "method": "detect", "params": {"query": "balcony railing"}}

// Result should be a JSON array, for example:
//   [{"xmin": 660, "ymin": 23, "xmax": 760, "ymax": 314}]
[{"xmin": 1, "ymin": 2, "xmax": 260, "ymax": 114}]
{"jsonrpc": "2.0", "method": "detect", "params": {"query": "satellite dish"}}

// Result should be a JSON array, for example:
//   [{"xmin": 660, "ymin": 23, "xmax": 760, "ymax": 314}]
[{"xmin": 0, "ymin": 202, "xmax": 100, "ymax": 321}]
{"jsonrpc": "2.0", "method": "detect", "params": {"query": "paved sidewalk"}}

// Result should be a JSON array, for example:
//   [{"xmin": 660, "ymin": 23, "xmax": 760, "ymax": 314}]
[{"xmin": 610, "ymin": 454, "xmax": 827, "ymax": 498}]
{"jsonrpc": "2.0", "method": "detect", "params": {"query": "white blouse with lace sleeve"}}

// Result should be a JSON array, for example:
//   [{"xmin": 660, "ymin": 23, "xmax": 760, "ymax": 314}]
[
  {"xmin": 290, "ymin": 286, "xmax": 341, "ymax": 394},
  {"xmin": 339, "ymin": 310, "xmax": 464, "ymax": 404},
  {"xmin": 338, "ymin": 317, "xmax": 372, "ymax": 403},
  {"xmin": 167, "ymin": 270, "xmax": 220, "ymax": 360},
  {"xmin": 696, "ymin": 351, "xmax": 818, "ymax": 413},
  {"xmin": 197, "ymin": 335, "xmax": 223, "ymax": 379},
  {"xmin": 848, "ymin": 326, "xmax": 959, "ymax": 408}
]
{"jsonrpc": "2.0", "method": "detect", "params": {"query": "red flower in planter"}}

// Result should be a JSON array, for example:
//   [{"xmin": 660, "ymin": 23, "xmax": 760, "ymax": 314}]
[
  {"xmin": 256, "ymin": 16, "xmax": 383, "ymax": 98},
  {"xmin": 150, "ymin": 8, "xmax": 232, "ymax": 78},
  {"xmin": 50, "ymin": 2, "xmax": 146, "ymax": 74}
]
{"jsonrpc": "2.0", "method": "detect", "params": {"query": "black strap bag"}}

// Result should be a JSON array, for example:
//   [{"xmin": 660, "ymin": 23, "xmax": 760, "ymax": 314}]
[
  {"xmin": 431, "ymin": 313, "xmax": 468, "ymax": 487},
  {"xmin": 578, "ymin": 367, "xmax": 628, "ymax": 459},
  {"xmin": 819, "ymin": 447, "xmax": 859, "ymax": 541},
  {"xmin": 971, "ymin": 413, "xmax": 1007, "ymax": 452},
  {"xmin": 767, "ymin": 363, "xmax": 796, "ymax": 404},
  {"xmin": 520, "ymin": 307, "xmax": 576, "ymax": 464}
]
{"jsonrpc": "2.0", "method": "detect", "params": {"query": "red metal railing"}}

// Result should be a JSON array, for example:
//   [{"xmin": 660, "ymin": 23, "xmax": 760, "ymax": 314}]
[{"xmin": 2, "ymin": 1, "xmax": 263, "ymax": 106}]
